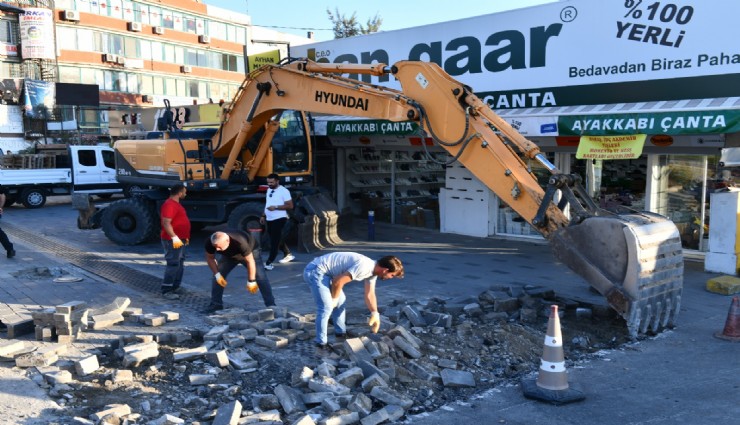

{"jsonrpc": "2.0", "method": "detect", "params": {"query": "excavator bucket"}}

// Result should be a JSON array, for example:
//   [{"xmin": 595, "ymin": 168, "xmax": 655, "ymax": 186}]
[
  {"xmin": 549, "ymin": 212, "xmax": 683, "ymax": 338},
  {"xmin": 293, "ymin": 192, "xmax": 345, "ymax": 252}
]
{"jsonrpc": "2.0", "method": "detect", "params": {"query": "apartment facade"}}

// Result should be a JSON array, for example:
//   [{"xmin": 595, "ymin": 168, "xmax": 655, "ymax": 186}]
[{"xmin": 0, "ymin": 0, "xmax": 311, "ymax": 151}]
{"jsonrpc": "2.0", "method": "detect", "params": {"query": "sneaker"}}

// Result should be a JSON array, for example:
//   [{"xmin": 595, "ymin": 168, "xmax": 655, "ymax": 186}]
[
  {"xmin": 173, "ymin": 286, "xmax": 187, "ymax": 295},
  {"xmin": 264, "ymin": 263, "xmax": 274, "ymax": 271},
  {"xmin": 278, "ymin": 254, "xmax": 295, "ymax": 264},
  {"xmin": 7, "ymin": 249, "xmax": 15, "ymax": 259},
  {"xmin": 315, "ymin": 343, "xmax": 333, "ymax": 358},
  {"xmin": 202, "ymin": 305, "xmax": 223, "ymax": 314},
  {"xmin": 335, "ymin": 333, "xmax": 348, "ymax": 342},
  {"xmin": 162, "ymin": 292, "xmax": 180, "ymax": 300}
]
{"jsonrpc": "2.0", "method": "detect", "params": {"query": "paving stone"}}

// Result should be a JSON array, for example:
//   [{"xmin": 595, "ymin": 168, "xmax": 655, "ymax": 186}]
[
  {"xmin": 204, "ymin": 325, "xmax": 230, "ymax": 341},
  {"xmin": 360, "ymin": 373, "xmax": 388, "ymax": 393},
  {"xmin": 16, "ymin": 352, "xmax": 58, "ymax": 368},
  {"xmin": 343, "ymin": 338, "xmax": 374, "ymax": 364},
  {"xmin": 301, "ymin": 391, "xmax": 334, "ymax": 406},
  {"xmin": 0, "ymin": 340, "xmax": 25, "ymax": 357},
  {"xmin": 360, "ymin": 405, "xmax": 404, "ymax": 425},
  {"xmin": 401, "ymin": 305, "xmax": 427, "ymax": 327},
  {"xmin": 44, "ymin": 369, "xmax": 73, "ymax": 385},
  {"xmin": 369, "ymin": 386, "xmax": 413, "ymax": 408},
  {"xmin": 335, "ymin": 367, "xmax": 364, "ymax": 388},
  {"xmin": 6, "ymin": 318, "xmax": 34, "ymax": 338},
  {"xmin": 56, "ymin": 301, "xmax": 88, "ymax": 315},
  {"xmin": 205, "ymin": 349, "xmax": 230, "ymax": 367},
  {"xmin": 320, "ymin": 410, "xmax": 359, "ymax": 425},
  {"xmin": 255, "ymin": 335, "xmax": 288, "ymax": 349},
  {"xmin": 292, "ymin": 414, "xmax": 317, "ymax": 425},
  {"xmin": 239, "ymin": 409, "xmax": 281, "ymax": 423},
  {"xmin": 321, "ymin": 395, "xmax": 351, "ymax": 413},
  {"xmin": 388, "ymin": 326, "xmax": 422, "ymax": 349},
  {"xmin": 357, "ymin": 360, "xmax": 389, "ymax": 384},
  {"xmin": 75, "ymin": 355, "xmax": 100, "ymax": 376},
  {"xmin": 173, "ymin": 346, "xmax": 208, "ymax": 362},
  {"xmin": 90, "ymin": 404, "xmax": 131, "ymax": 422},
  {"xmin": 421, "ymin": 311, "xmax": 451, "ymax": 328},
  {"xmin": 142, "ymin": 314, "xmax": 166, "ymax": 327},
  {"xmin": 161, "ymin": 311, "xmax": 180, "ymax": 321},
  {"xmin": 189, "ymin": 374, "xmax": 217, "ymax": 386},
  {"xmin": 275, "ymin": 383, "xmax": 307, "ymax": 414},
  {"xmin": 90, "ymin": 297, "xmax": 130, "ymax": 317},
  {"xmin": 405, "ymin": 360, "xmax": 440, "ymax": 382},
  {"xmin": 91, "ymin": 312, "xmax": 124, "ymax": 329},
  {"xmin": 308, "ymin": 376, "xmax": 351, "ymax": 395},
  {"xmin": 440, "ymin": 368, "xmax": 476, "ymax": 387},
  {"xmin": 706, "ymin": 275, "xmax": 740, "ymax": 295},
  {"xmin": 347, "ymin": 393, "xmax": 373, "ymax": 416},
  {"xmin": 122, "ymin": 341, "xmax": 159, "ymax": 367},
  {"xmin": 392, "ymin": 336, "xmax": 422, "ymax": 359},
  {"xmin": 212, "ymin": 400, "xmax": 242, "ymax": 425},
  {"xmin": 227, "ymin": 349, "xmax": 258, "ymax": 370}
]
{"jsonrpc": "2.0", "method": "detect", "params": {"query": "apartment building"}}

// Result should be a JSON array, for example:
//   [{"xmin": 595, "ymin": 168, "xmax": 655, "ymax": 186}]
[{"xmin": 0, "ymin": 0, "xmax": 311, "ymax": 151}]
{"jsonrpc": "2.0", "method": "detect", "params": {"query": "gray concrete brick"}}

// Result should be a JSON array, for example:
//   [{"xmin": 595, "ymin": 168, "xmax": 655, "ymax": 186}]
[
  {"xmin": 335, "ymin": 367, "xmax": 364, "ymax": 388},
  {"xmin": 308, "ymin": 376, "xmax": 351, "ymax": 395},
  {"xmin": 173, "ymin": 346, "xmax": 208, "ymax": 362},
  {"xmin": 274, "ymin": 384, "xmax": 307, "ymax": 414},
  {"xmin": 392, "ymin": 336, "xmax": 422, "ymax": 359},
  {"xmin": 212, "ymin": 400, "xmax": 242, "ymax": 425},
  {"xmin": 369, "ymin": 386, "xmax": 413, "ymax": 408},
  {"xmin": 440, "ymin": 368, "xmax": 476, "ymax": 387},
  {"xmin": 205, "ymin": 349, "xmax": 229, "ymax": 367},
  {"xmin": 252, "ymin": 394, "xmax": 281, "ymax": 411},
  {"xmin": 401, "ymin": 305, "xmax": 427, "ymax": 327},
  {"xmin": 90, "ymin": 404, "xmax": 131, "ymax": 422},
  {"xmin": 189, "ymin": 374, "xmax": 217, "ymax": 386},
  {"xmin": 74, "ymin": 355, "xmax": 100, "ymax": 376},
  {"xmin": 6, "ymin": 318, "xmax": 34, "ymax": 338}
]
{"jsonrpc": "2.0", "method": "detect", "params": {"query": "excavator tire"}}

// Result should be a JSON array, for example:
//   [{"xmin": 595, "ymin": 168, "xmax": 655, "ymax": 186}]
[
  {"xmin": 227, "ymin": 202, "xmax": 267, "ymax": 246},
  {"xmin": 549, "ymin": 212, "xmax": 683, "ymax": 338},
  {"xmin": 102, "ymin": 198, "xmax": 156, "ymax": 245}
]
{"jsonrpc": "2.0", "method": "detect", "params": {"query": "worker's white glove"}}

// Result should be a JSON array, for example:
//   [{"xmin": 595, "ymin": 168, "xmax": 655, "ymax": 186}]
[
  {"xmin": 247, "ymin": 280, "xmax": 258, "ymax": 294},
  {"xmin": 171, "ymin": 236, "xmax": 183, "ymax": 249},
  {"xmin": 215, "ymin": 273, "xmax": 227, "ymax": 288},
  {"xmin": 368, "ymin": 311, "xmax": 381, "ymax": 333},
  {"xmin": 331, "ymin": 298, "xmax": 339, "ymax": 309}
]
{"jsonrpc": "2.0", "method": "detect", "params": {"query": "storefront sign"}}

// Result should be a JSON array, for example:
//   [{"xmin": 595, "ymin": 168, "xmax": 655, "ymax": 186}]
[
  {"xmin": 327, "ymin": 119, "xmax": 420, "ymax": 136},
  {"xmin": 20, "ymin": 8, "xmax": 55, "ymax": 60},
  {"xmin": 291, "ymin": 1, "xmax": 740, "ymax": 109},
  {"xmin": 248, "ymin": 50, "xmax": 281, "ymax": 73},
  {"xmin": 560, "ymin": 110, "xmax": 740, "ymax": 136},
  {"xmin": 576, "ymin": 134, "xmax": 646, "ymax": 159}
]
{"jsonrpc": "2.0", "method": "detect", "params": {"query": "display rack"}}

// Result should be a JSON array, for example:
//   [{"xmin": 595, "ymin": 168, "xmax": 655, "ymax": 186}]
[{"xmin": 345, "ymin": 147, "xmax": 447, "ymax": 225}]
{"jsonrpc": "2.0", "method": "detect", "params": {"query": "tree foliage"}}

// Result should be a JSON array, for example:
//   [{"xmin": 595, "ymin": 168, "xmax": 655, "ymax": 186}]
[{"xmin": 326, "ymin": 8, "xmax": 382, "ymax": 39}]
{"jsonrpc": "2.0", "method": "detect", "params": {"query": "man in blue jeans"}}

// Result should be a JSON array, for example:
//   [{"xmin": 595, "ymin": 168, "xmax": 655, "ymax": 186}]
[
  {"xmin": 160, "ymin": 183, "xmax": 190, "ymax": 299},
  {"xmin": 303, "ymin": 252, "xmax": 404, "ymax": 356},
  {"xmin": 204, "ymin": 230, "xmax": 276, "ymax": 313}
]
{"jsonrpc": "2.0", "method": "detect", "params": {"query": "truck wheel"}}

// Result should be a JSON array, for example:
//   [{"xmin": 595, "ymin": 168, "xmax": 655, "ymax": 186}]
[
  {"xmin": 227, "ymin": 203, "xmax": 264, "ymax": 235},
  {"xmin": 21, "ymin": 188, "xmax": 47, "ymax": 209},
  {"xmin": 102, "ymin": 198, "xmax": 155, "ymax": 245}
]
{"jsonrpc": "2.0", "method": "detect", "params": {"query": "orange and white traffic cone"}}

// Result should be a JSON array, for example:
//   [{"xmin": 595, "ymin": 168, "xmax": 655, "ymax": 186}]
[
  {"xmin": 521, "ymin": 305, "xmax": 585, "ymax": 405},
  {"xmin": 714, "ymin": 296, "xmax": 740, "ymax": 342}
]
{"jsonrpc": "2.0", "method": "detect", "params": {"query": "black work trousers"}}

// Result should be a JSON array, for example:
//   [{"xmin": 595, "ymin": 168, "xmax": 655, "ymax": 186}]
[{"xmin": 265, "ymin": 217, "xmax": 291, "ymax": 264}]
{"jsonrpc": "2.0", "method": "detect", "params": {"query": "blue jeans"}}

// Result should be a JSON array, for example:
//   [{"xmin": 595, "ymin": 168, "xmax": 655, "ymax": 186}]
[
  {"xmin": 161, "ymin": 239, "xmax": 185, "ymax": 293},
  {"xmin": 210, "ymin": 247, "xmax": 275, "ymax": 309},
  {"xmin": 303, "ymin": 263, "xmax": 346, "ymax": 345}
]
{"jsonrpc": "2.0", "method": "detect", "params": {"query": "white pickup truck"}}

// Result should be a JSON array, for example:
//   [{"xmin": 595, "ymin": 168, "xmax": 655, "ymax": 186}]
[{"xmin": 0, "ymin": 145, "xmax": 124, "ymax": 208}]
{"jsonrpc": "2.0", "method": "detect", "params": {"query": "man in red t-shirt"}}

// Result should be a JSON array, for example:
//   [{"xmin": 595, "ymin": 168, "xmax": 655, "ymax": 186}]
[{"xmin": 160, "ymin": 183, "xmax": 191, "ymax": 299}]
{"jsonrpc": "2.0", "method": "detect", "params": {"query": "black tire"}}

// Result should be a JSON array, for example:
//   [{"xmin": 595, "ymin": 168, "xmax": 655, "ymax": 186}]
[
  {"xmin": 227, "ymin": 202, "xmax": 264, "ymax": 233},
  {"xmin": 21, "ymin": 188, "xmax": 46, "ymax": 209},
  {"xmin": 101, "ymin": 198, "xmax": 156, "ymax": 245},
  {"xmin": 97, "ymin": 194, "xmax": 114, "ymax": 199}
]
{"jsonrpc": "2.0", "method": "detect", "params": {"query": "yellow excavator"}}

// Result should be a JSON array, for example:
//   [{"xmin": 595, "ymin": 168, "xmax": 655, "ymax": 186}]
[{"xmin": 92, "ymin": 58, "xmax": 683, "ymax": 337}]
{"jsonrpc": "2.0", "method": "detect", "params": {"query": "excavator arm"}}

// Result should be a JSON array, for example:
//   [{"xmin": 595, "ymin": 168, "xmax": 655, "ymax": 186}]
[{"xmin": 214, "ymin": 58, "xmax": 682, "ymax": 337}]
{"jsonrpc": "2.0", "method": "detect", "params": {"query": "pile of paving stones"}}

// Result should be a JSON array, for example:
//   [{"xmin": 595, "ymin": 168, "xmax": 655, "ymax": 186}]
[{"xmin": 0, "ymin": 284, "xmax": 627, "ymax": 424}]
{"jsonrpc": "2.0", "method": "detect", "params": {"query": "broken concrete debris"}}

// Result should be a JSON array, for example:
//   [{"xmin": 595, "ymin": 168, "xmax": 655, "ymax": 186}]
[{"xmin": 0, "ymin": 284, "xmax": 626, "ymax": 424}]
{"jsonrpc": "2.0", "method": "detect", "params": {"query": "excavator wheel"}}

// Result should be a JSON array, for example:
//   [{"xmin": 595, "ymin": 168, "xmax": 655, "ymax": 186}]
[
  {"xmin": 227, "ymin": 202, "xmax": 266, "ymax": 246},
  {"xmin": 102, "ymin": 198, "xmax": 156, "ymax": 245}
]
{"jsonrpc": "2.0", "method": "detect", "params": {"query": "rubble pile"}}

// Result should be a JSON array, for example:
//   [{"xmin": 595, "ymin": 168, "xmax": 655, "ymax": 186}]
[{"xmin": 1, "ymin": 284, "xmax": 630, "ymax": 424}]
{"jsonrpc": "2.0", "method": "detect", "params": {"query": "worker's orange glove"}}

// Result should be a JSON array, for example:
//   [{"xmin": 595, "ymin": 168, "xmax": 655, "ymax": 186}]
[
  {"xmin": 246, "ymin": 280, "xmax": 258, "ymax": 294},
  {"xmin": 214, "ymin": 273, "xmax": 227, "ymax": 288},
  {"xmin": 171, "ymin": 236, "xmax": 184, "ymax": 249},
  {"xmin": 368, "ymin": 311, "xmax": 381, "ymax": 333}
]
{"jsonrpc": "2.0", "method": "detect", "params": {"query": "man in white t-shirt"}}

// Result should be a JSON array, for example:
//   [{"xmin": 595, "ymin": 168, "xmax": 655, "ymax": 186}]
[
  {"xmin": 260, "ymin": 173, "xmax": 294, "ymax": 270},
  {"xmin": 303, "ymin": 252, "xmax": 404, "ymax": 356}
]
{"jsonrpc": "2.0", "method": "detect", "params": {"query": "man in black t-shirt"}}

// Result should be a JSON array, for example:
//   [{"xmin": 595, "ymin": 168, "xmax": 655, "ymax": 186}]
[
  {"xmin": 203, "ymin": 229, "xmax": 275, "ymax": 313},
  {"xmin": 0, "ymin": 184, "xmax": 16, "ymax": 258}
]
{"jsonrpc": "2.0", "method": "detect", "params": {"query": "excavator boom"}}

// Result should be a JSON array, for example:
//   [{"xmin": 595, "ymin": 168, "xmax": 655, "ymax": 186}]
[{"xmin": 215, "ymin": 58, "xmax": 683, "ymax": 337}]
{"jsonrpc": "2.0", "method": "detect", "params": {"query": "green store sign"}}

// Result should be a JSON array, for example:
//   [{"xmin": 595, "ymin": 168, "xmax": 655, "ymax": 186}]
[
  {"xmin": 559, "ymin": 110, "xmax": 740, "ymax": 136},
  {"xmin": 327, "ymin": 120, "xmax": 420, "ymax": 136}
]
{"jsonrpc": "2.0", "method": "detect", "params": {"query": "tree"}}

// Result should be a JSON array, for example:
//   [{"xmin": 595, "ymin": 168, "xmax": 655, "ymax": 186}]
[{"xmin": 326, "ymin": 8, "xmax": 382, "ymax": 39}]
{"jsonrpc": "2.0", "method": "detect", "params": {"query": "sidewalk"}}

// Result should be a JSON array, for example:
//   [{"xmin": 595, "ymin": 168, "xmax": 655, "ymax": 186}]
[{"xmin": 0, "ymin": 201, "xmax": 738, "ymax": 424}]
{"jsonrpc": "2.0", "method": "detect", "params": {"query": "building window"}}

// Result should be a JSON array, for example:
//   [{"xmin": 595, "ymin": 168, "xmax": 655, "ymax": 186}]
[
  {"xmin": 165, "ymin": 78, "xmax": 176, "ymax": 95},
  {"xmin": 140, "ymin": 39, "xmax": 152, "ymax": 60},
  {"xmin": 176, "ymin": 79, "xmax": 186, "ymax": 97},
  {"xmin": 153, "ymin": 76, "xmax": 164, "ymax": 95},
  {"xmin": 174, "ymin": 46, "xmax": 184, "ymax": 65},
  {"xmin": 56, "ymin": 27, "xmax": 77, "ymax": 50},
  {"xmin": 151, "ymin": 41, "xmax": 162, "ymax": 61},
  {"xmin": 124, "ymin": 37, "xmax": 137, "ymax": 58},
  {"xmin": 140, "ymin": 75, "xmax": 153, "ymax": 94},
  {"xmin": 162, "ymin": 10, "xmax": 174, "ymax": 29},
  {"xmin": 164, "ymin": 44, "xmax": 175, "ymax": 63},
  {"xmin": 127, "ymin": 74, "xmax": 139, "ymax": 93},
  {"xmin": 59, "ymin": 66, "xmax": 80, "ymax": 83}
]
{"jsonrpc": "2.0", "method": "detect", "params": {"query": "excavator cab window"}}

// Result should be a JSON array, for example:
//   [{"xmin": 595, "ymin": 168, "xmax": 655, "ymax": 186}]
[{"xmin": 272, "ymin": 110, "xmax": 310, "ymax": 174}]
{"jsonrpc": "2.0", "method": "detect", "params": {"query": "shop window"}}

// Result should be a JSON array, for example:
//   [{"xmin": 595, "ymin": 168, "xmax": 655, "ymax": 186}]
[{"xmin": 655, "ymin": 155, "xmax": 719, "ymax": 251}]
